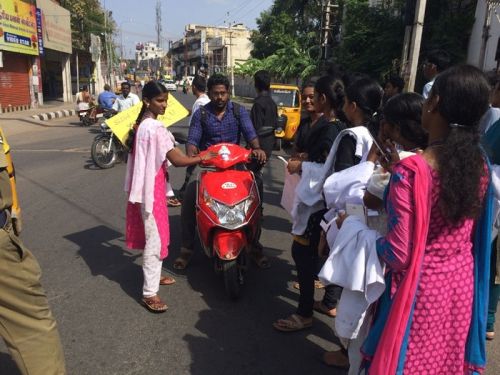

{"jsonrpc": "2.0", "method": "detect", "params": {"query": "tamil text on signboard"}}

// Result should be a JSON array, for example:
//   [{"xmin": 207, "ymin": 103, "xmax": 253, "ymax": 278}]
[{"xmin": 0, "ymin": 0, "xmax": 39, "ymax": 56}]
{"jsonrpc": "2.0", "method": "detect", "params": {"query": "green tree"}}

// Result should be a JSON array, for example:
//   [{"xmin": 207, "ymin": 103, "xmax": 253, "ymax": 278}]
[
  {"xmin": 334, "ymin": 0, "xmax": 405, "ymax": 80},
  {"xmin": 241, "ymin": 0, "xmax": 321, "ymax": 80},
  {"xmin": 60, "ymin": 0, "xmax": 116, "ymax": 54}
]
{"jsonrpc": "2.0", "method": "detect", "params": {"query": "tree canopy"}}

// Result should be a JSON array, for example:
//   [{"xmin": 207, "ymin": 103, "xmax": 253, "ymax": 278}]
[
  {"xmin": 60, "ymin": 0, "xmax": 116, "ymax": 53},
  {"xmin": 239, "ymin": 0, "xmax": 478, "ymax": 84}
]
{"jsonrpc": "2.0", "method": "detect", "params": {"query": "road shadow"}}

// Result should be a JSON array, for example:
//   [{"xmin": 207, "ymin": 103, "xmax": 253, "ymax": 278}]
[
  {"xmin": 0, "ymin": 352, "xmax": 22, "ymax": 375},
  {"xmin": 168, "ymin": 239, "xmax": 344, "ymax": 375},
  {"xmin": 64, "ymin": 225, "xmax": 143, "ymax": 302}
]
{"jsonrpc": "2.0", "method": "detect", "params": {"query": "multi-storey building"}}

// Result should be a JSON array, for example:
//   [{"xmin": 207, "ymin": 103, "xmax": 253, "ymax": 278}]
[{"xmin": 170, "ymin": 23, "xmax": 252, "ymax": 78}]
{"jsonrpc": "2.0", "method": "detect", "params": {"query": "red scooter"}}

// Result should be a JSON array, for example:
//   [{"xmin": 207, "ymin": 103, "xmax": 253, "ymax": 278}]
[{"xmin": 197, "ymin": 143, "xmax": 261, "ymax": 299}]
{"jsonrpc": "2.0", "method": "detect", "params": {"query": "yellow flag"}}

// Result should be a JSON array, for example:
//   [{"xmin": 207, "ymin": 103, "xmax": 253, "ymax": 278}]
[{"xmin": 105, "ymin": 95, "xmax": 189, "ymax": 146}]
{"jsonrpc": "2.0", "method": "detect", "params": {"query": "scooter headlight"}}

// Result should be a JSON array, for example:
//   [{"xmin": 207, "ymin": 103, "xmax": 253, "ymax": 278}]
[{"xmin": 204, "ymin": 190, "xmax": 255, "ymax": 228}]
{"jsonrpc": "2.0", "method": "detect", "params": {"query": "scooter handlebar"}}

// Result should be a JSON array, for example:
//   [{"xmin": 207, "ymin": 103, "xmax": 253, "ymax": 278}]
[{"xmin": 198, "ymin": 143, "xmax": 252, "ymax": 169}]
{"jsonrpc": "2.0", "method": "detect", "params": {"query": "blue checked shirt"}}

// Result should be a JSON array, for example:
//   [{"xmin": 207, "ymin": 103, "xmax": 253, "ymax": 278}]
[{"xmin": 187, "ymin": 101, "xmax": 258, "ymax": 150}]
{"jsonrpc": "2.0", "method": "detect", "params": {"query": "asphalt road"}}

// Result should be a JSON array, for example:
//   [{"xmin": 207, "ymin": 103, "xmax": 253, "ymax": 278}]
[{"xmin": 0, "ymin": 92, "xmax": 499, "ymax": 375}]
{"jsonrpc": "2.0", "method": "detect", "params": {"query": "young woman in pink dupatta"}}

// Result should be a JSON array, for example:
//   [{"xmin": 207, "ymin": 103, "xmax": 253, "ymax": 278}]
[
  {"xmin": 359, "ymin": 65, "xmax": 492, "ymax": 374},
  {"xmin": 124, "ymin": 81, "xmax": 215, "ymax": 313}
]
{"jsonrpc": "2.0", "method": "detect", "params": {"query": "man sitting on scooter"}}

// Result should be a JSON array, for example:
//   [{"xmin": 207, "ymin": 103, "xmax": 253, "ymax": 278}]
[{"xmin": 174, "ymin": 73, "xmax": 268, "ymax": 270}]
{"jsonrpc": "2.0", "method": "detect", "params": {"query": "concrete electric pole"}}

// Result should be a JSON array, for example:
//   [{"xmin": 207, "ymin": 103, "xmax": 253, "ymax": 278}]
[{"xmin": 405, "ymin": 0, "xmax": 427, "ymax": 92}]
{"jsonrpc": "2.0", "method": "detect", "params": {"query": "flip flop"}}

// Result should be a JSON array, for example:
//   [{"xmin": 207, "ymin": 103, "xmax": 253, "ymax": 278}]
[
  {"xmin": 273, "ymin": 314, "xmax": 312, "ymax": 332},
  {"xmin": 323, "ymin": 350, "xmax": 350, "ymax": 368},
  {"xmin": 250, "ymin": 250, "xmax": 271, "ymax": 269},
  {"xmin": 159, "ymin": 276, "xmax": 176, "ymax": 285},
  {"xmin": 313, "ymin": 301, "xmax": 336, "ymax": 317},
  {"xmin": 292, "ymin": 280, "xmax": 325, "ymax": 290},
  {"xmin": 167, "ymin": 197, "xmax": 182, "ymax": 207}
]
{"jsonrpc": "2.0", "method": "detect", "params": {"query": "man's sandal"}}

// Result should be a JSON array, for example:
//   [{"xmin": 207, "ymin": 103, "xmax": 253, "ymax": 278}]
[
  {"xmin": 250, "ymin": 251, "xmax": 271, "ymax": 269},
  {"xmin": 273, "ymin": 314, "xmax": 312, "ymax": 332},
  {"xmin": 323, "ymin": 350, "xmax": 350, "ymax": 368},
  {"xmin": 173, "ymin": 248, "xmax": 193, "ymax": 270},
  {"xmin": 141, "ymin": 295, "xmax": 168, "ymax": 313},
  {"xmin": 159, "ymin": 276, "xmax": 176, "ymax": 285}
]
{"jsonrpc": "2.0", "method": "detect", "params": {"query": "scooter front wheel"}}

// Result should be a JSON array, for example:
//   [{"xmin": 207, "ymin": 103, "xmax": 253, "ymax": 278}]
[
  {"xmin": 91, "ymin": 135, "xmax": 117, "ymax": 169},
  {"xmin": 222, "ymin": 260, "xmax": 241, "ymax": 300}
]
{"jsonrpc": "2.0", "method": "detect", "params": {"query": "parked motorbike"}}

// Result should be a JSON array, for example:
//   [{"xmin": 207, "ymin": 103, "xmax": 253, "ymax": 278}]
[
  {"xmin": 196, "ymin": 143, "xmax": 262, "ymax": 299},
  {"xmin": 91, "ymin": 122, "xmax": 127, "ymax": 169}
]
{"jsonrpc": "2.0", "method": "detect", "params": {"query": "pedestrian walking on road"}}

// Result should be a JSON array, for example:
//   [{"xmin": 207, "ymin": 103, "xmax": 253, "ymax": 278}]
[
  {"xmin": 0, "ymin": 127, "xmax": 66, "ymax": 375},
  {"xmin": 124, "ymin": 81, "xmax": 216, "ymax": 313}
]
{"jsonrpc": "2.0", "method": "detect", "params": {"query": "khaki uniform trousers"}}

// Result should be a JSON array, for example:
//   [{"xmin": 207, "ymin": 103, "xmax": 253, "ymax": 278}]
[{"xmin": 0, "ymin": 222, "xmax": 65, "ymax": 375}]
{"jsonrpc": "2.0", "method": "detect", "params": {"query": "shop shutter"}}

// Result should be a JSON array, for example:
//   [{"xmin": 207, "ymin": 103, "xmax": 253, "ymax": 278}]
[{"xmin": 0, "ymin": 52, "xmax": 31, "ymax": 110}]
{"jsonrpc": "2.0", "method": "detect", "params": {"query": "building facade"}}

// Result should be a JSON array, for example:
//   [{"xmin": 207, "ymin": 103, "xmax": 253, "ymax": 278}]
[
  {"xmin": 170, "ymin": 23, "xmax": 252, "ymax": 78},
  {"xmin": 0, "ymin": 0, "xmax": 41, "ymax": 111},
  {"xmin": 467, "ymin": 1, "xmax": 500, "ymax": 72},
  {"xmin": 37, "ymin": 0, "xmax": 72, "ymax": 103}
]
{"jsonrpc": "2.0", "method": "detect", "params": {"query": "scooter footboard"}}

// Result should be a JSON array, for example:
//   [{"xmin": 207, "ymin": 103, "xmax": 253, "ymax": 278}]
[{"xmin": 213, "ymin": 229, "xmax": 246, "ymax": 261}]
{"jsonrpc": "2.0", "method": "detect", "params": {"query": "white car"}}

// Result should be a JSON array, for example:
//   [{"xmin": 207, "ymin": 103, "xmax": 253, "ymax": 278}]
[{"xmin": 163, "ymin": 80, "xmax": 177, "ymax": 91}]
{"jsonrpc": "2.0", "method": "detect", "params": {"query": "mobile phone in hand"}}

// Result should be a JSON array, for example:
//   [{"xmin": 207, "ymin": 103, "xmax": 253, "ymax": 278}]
[{"xmin": 368, "ymin": 130, "xmax": 391, "ymax": 163}]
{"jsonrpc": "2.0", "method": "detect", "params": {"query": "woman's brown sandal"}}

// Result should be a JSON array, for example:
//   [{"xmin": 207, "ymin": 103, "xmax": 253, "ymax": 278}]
[
  {"xmin": 141, "ymin": 295, "xmax": 168, "ymax": 313},
  {"xmin": 159, "ymin": 276, "xmax": 176, "ymax": 285}
]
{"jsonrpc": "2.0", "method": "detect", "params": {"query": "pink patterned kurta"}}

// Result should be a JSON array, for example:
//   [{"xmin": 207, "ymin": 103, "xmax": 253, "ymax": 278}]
[{"xmin": 376, "ymin": 159, "xmax": 487, "ymax": 374}]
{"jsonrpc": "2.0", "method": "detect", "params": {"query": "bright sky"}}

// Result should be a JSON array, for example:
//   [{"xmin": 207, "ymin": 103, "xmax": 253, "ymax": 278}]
[{"xmin": 100, "ymin": 0, "xmax": 274, "ymax": 58}]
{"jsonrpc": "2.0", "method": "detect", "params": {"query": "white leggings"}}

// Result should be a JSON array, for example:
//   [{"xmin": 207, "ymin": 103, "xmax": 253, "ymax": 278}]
[{"xmin": 142, "ymin": 211, "xmax": 163, "ymax": 297}]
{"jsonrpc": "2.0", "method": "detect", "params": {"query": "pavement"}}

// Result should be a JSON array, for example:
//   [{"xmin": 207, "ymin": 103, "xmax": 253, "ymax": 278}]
[{"xmin": 0, "ymin": 93, "xmax": 499, "ymax": 375}]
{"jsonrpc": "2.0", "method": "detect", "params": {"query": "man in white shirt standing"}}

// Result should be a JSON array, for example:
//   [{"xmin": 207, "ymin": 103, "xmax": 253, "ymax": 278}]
[
  {"xmin": 112, "ymin": 81, "xmax": 140, "ymax": 113},
  {"xmin": 179, "ymin": 75, "xmax": 211, "ymax": 199},
  {"xmin": 422, "ymin": 50, "xmax": 450, "ymax": 99},
  {"xmin": 190, "ymin": 75, "xmax": 211, "ymax": 117}
]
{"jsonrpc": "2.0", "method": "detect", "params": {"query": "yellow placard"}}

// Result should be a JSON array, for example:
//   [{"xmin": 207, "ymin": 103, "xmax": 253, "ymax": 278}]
[
  {"xmin": 0, "ymin": 0, "xmax": 39, "ymax": 55},
  {"xmin": 105, "ymin": 94, "xmax": 190, "ymax": 146}
]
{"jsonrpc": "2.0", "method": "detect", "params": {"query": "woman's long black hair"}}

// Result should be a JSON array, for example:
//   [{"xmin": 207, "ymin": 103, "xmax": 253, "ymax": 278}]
[
  {"xmin": 383, "ymin": 92, "xmax": 428, "ymax": 149},
  {"xmin": 431, "ymin": 64, "xmax": 490, "ymax": 224},
  {"xmin": 126, "ymin": 81, "xmax": 168, "ymax": 150},
  {"xmin": 345, "ymin": 77, "xmax": 383, "ymax": 134}
]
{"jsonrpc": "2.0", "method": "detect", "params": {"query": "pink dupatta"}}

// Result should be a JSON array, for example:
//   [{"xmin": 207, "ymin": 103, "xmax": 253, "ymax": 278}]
[{"xmin": 369, "ymin": 154, "xmax": 432, "ymax": 374}]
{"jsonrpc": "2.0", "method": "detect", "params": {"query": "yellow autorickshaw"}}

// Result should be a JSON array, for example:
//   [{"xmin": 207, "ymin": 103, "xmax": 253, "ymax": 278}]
[{"xmin": 270, "ymin": 84, "xmax": 301, "ymax": 150}]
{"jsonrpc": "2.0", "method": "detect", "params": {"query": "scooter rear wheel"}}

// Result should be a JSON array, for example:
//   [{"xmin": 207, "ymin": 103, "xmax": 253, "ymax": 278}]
[
  {"xmin": 91, "ymin": 135, "xmax": 117, "ymax": 169},
  {"xmin": 222, "ymin": 260, "xmax": 241, "ymax": 300}
]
